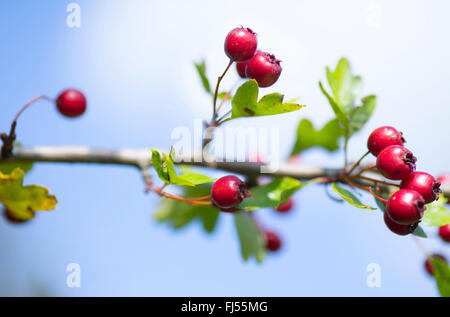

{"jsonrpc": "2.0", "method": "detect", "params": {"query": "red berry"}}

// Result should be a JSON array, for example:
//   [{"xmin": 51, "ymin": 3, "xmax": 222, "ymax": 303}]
[
  {"xmin": 236, "ymin": 62, "xmax": 248, "ymax": 78},
  {"xmin": 211, "ymin": 175, "xmax": 248, "ymax": 210},
  {"xmin": 376, "ymin": 145, "xmax": 416, "ymax": 180},
  {"xmin": 265, "ymin": 231, "xmax": 281, "ymax": 252},
  {"xmin": 56, "ymin": 89, "xmax": 87, "ymax": 118},
  {"xmin": 383, "ymin": 211, "xmax": 417, "ymax": 236},
  {"xmin": 224, "ymin": 27, "xmax": 257, "ymax": 62},
  {"xmin": 276, "ymin": 198, "xmax": 293, "ymax": 213},
  {"xmin": 367, "ymin": 126, "xmax": 405, "ymax": 156},
  {"xmin": 425, "ymin": 254, "xmax": 447, "ymax": 276},
  {"xmin": 439, "ymin": 224, "xmax": 450, "ymax": 242},
  {"xmin": 386, "ymin": 189, "xmax": 425, "ymax": 225},
  {"xmin": 3, "ymin": 208, "xmax": 31, "ymax": 224},
  {"xmin": 246, "ymin": 51, "xmax": 282, "ymax": 88},
  {"xmin": 400, "ymin": 172, "xmax": 441, "ymax": 204}
]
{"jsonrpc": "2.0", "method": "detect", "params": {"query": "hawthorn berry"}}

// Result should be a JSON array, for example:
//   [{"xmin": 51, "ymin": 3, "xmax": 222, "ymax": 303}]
[
  {"xmin": 265, "ymin": 231, "xmax": 281, "ymax": 252},
  {"xmin": 367, "ymin": 126, "xmax": 405, "ymax": 156},
  {"xmin": 246, "ymin": 51, "xmax": 282, "ymax": 88},
  {"xmin": 236, "ymin": 61, "xmax": 248, "ymax": 78},
  {"xmin": 386, "ymin": 189, "xmax": 425, "ymax": 225},
  {"xmin": 224, "ymin": 27, "xmax": 257, "ymax": 62},
  {"xmin": 439, "ymin": 224, "xmax": 450, "ymax": 242},
  {"xmin": 400, "ymin": 171, "xmax": 441, "ymax": 204},
  {"xmin": 383, "ymin": 211, "xmax": 417, "ymax": 236},
  {"xmin": 376, "ymin": 145, "xmax": 416, "ymax": 180},
  {"xmin": 56, "ymin": 89, "xmax": 87, "ymax": 118},
  {"xmin": 211, "ymin": 175, "xmax": 247, "ymax": 211},
  {"xmin": 276, "ymin": 198, "xmax": 293, "ymax": 213},
  {"xmin": 3, "ymin": 208, "xmax": 30, "ymax": 224},
  {"xmin": 425, "ymin": 254, "xmax": 447, "ymax": 276}
]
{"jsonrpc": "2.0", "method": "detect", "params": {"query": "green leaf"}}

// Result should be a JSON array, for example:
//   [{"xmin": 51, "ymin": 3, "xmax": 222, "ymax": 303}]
[
  {"xmin": 163, "ymin": 153, "xmax": 213, "ymax": 186},
  {"xmin": 326, "ymin": 58, "xmax": 363, "ymax": 112},
  {"xmin": 412, "ymin": 225, "xmax": 427, "ymax": 238},
  {"xmin": 194, "ymin": 60, "xmax": 211, "ymax": 94},
  {"xmin": 151, "ymin": 149, "xmax": 213, "ymax": 186},
  {"xmin": 431, "ymin": 257, "xmax": 450, "ymax": 297},
  {"xmin": 0, "ymin": 168, "xmax": 57, "ymax": 221},
  {"xmin": 151, "ymin": 149, "xmax": 169, "ymax": 183},
  {"xmin": 349, "ymin": 95, "xmax": 376, "ymax": 135},
  {"xmin": 239, "ymin": 177, "xmax": 305, "ymax": 209},
  {"xmin": 331, "ymin": 183, "xmax": 376, "ymax": 210},
  {"xmin": 231, "ymin": 80, "xmax": 305, "ymax": 119},
  {"xmin": 319, "ymin": 81, "xmax": 349, "ymax": 128},
  {"xmin": 155, "ymin": 184, "xmax": 219, "ymax": 233},
  {"xmin": 0, "ymin": 162, "xmax": 33, "ymax": 175},
  {"xmin": 234, "ymin": 212, "xmax": 266, "ymax": 263},
  {"xmin": 422, "ymin": 195, "xmax": 450, "ymax": 226},
  {"xmin": 291, "ymin": 118, "xmax": 344, "ymax": 155}
]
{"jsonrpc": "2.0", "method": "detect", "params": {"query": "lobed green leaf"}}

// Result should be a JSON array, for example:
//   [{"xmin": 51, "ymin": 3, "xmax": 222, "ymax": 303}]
[
  {"xmin": 349, "ymin": 95, "xmax": 376, "ymax": 136},
  {"xmin": 318, "ymin": 81, "xmax": 349, "ymax": 128},
  {"xmin": 234, "ymin": 212, "xmax": 266, "ymax": 263},
  {"xmin": 231, "ymin": 80, "xmax": 305, "ymax": 119},
  {"xmin": 291, "ymin": 118, "xmax": 344, "ymax": 155}
]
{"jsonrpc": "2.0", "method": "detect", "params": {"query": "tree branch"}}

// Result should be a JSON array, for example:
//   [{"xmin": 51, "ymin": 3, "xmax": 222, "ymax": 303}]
[{"xmin": 1, "ymin": 145, "xmax": 449, "ymax": 197}]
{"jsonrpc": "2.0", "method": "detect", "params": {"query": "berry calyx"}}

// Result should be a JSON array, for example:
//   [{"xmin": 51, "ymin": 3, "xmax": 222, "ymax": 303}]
[
  {"xmin": 264, "ymin": 231, "xmax": 281, "ymax": 252},
  {"xmin": 439, "ymin": 224, "xmax": 450, "ymax": 242},
  {"xmin": 246, "ymin": 51, "xmax": 282, "ymax": 88},
  {"xmin": 425, "ymin": 254, "xmax": 447, "ymax": 276},
  {"xmin": 224, "ymin": 27, "xmax": 257, "ymax": 62},
  {"xmin": 367, "ymin": 126, "xmax": 405, "ymax": 156},
  {"xmin": 383, "ymin": 211, "xmax": 417, "ymax": 236},
  {"xmin": 56, "ymin": 89, "xmax": 87, "ymax": 118},
  {"xmin": 386, "ymin": 189, "xmax": 425, "ymax": 225},
  {"xmin": 211, "ymin": 175, "xmax": 248, "ymax": 210},
  {"xmin": 376, "ymin": 145, "xmax": 416, "ymax": 180},
  {"xmin": 400, "ymin": 171, "xmax": 441, "ymax": 204},
  {"xmin": 276, "ymin": 198, "xmax": 293, "ymax": 213},
  {"xmin": 236, "ymin": 61, "xmax": 248, "ymax": 78}
]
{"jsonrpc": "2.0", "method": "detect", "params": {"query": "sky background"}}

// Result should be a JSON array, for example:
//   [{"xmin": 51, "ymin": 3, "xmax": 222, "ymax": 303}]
[{"xmin": 1, "ymin": 0, "xmax": 450, "ymax": 296}]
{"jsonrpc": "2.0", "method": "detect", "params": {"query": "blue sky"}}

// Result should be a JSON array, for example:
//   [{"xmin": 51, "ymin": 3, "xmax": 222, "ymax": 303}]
[{"xmin": 1, "ymin": 0, "xmax": 450, "ymax": 296}]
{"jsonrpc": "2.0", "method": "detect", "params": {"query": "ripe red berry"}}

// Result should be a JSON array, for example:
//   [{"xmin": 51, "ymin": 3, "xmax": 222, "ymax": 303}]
[
  {"xmin": 3, "ymin": 208, "xmax": 31, "ymax": 224},
  {"xmin": 425, "ymin": 254, "xmax": 447, "ymax": 276},
  {"xmin": 276, "ymin": 198, "xmax": 293, "ymax": 213},
  {"xmin": 439, "ymin": 224, "xmax": 450, "ymax": 242},
  {"xmin": 56, "ymin": 89, "xmax": 87, "ymax": 118},
  {"xmin": 376, "ymin": 145, "xmax": 416, "ymax": 180},
  {"xmin": 264, "ymin": 231, "xmax": 281, "ymax": 252},
  {"xmin": 400, "ymin": 172, "xmax": 441, "ymax": 204},
  {"xmin": 383, "ymin": 211, "xmax": 417, "ymax": 236},
  {"xmin": 367, "ymin": 126, "xmax": 405, "ymax": 156},
  {"xmin": 246, "ymin": 51, "xmax": 282, "ymax": 88},
  {"xmin": 211, "ymin": 175, "xmax": 248, "ymax": 210},
  {"xmin": 236, "ymin": 61, "xmax": 248, "ymax": 78},
  {"xmin": 224, "ymin": 27, "xmax": 257, "ymax": 62},
  {"xmin": 386, "ymin": 189, "xmax": 425, "ymax": 225}
]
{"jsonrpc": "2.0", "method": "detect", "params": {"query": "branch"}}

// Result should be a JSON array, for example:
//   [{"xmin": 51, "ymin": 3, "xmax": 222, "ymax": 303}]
[{"xmin": 1, "ymin": 145, "xmax": 449, "ymax": 197}]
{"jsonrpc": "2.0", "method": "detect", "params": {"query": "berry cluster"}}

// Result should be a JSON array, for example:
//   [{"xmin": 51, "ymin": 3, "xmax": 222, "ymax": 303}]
[
  {"xmin": 224, "ymin": 27, "xmax": 282, "ymax": 88},
  {"xmin": 367, "ymin": 126, "xmax": 442, "ymax": 235}
]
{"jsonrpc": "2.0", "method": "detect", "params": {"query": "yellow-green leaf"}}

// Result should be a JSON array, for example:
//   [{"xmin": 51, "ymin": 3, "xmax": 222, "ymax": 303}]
[{"xmin": 0, "ymin": 168, "xmax": 57, "ymax": 221}]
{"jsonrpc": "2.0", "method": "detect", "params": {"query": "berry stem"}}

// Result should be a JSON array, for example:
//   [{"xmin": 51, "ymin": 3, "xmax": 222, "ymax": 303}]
[
  {"xmin": 212, "ymin": 60, "xmax": 233, "ymax": 122},
  {"xmin": 353, "ymin": 164, "xmax": 377, "ymax": 178},
  {"xmin": 1, "ymin": 95, "xmax": 52, "ymax": 158},
  {"xmin": 346, "ymin": 150, "xmax": 370, "ymax": 175},
  {"xmin": 351, "ymin": 175, "xmax": 399, "ymax": 188}
]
